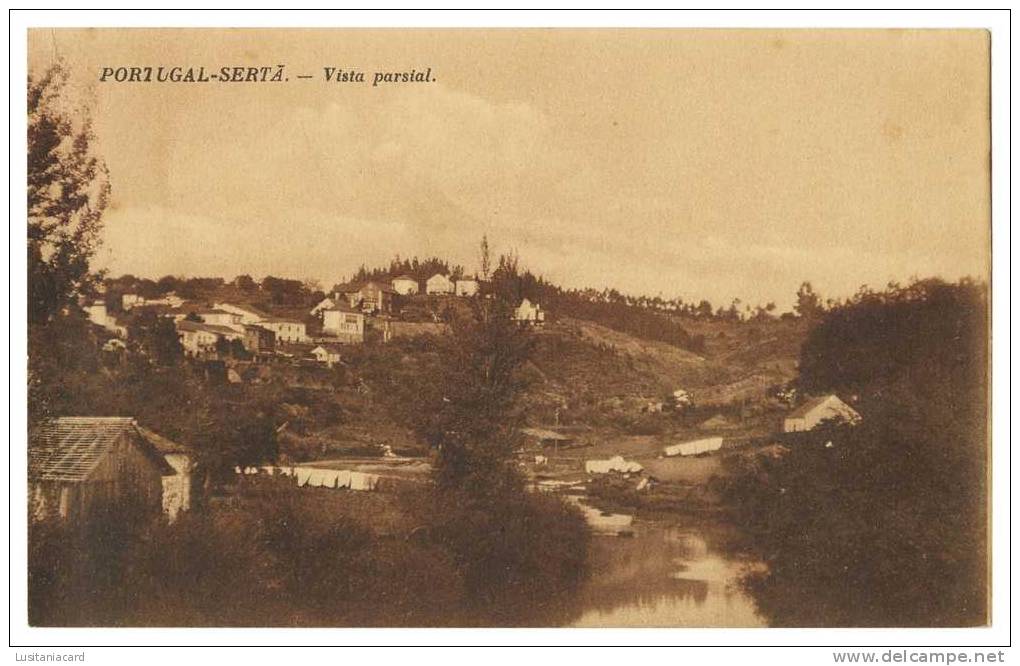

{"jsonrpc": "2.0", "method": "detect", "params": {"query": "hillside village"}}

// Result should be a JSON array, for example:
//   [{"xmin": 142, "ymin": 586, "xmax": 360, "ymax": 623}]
[
  {"xmin": 86, "ymin": 272, "xmax": 542, "ymax": 362},
  {"xmin": 45, "ymin": 263, "xmax": 864, "ymax": 532},
  {"xmin": 31, "ymin": 258, "xmax": 986, "ymax": 629}
]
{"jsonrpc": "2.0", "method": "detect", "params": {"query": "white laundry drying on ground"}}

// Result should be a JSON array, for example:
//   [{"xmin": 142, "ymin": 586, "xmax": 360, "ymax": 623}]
[
  {"xmin": 350, "ymin": 471, "xmax": 379, "ymax": 491},
  {"xmin": 585, "ymin": 455, "xmax": 643, "ymax": 475},
  {"xmin": 233, "ymin": 463, "xmax": 379, "ymax": 492},
  {"xmin": 295, "ymin": 467, "xmax": 313, "ymax": 487}
]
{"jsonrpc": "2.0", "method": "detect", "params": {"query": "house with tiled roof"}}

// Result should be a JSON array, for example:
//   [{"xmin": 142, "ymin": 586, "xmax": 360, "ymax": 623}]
[
  {"xmin": 426, "ymin": 273, "xmax": 454, "ymax": 295},
  {"xmin": 391, "ymin": 275, "xmax": 419, "ymax": 296},
  {"xmin": 455, "ymin": 277, "xmax": 480, "ymax": 297},
  {"xmin": 256, "ymin": 317, "xmax": 307, "ymax": 344},
  {"xmin": 783, "ymin": 395, "xmax": 861, "ymax": 433},
  {"xmin": 243, "ymin": 324, "xmax": 275, "ymax": 354},
  {"xmin": 513, "ymin": 298, "xmax": 546, "ymax": 325},
  {"xmin": 321, "ymin": 302, "xmax": 365, "ymax": 344},
  {"xmin": 192, "ymin": 308, "xmax": 244, "ymax": 330},
  {"xmin": 29, "ymin": 417, "xmax": 175, "ymax": 523},
  {"xmin": 310, "ymin": 296, "xmax": 336, "ymax": 316},
  {"xmin": 310, "ymin": 344, "xmax": 343, "ymax": 367},
  {"xmin": 176, "ymin": 319, "xmax": 243, "ymax": 357},
  {"xmin": 213, "ymin": 302, "xmax": 271, "ymax": 326},
  {"xmin": 343, "ymin": 281, "xmax": 397, "ymax": 314}
]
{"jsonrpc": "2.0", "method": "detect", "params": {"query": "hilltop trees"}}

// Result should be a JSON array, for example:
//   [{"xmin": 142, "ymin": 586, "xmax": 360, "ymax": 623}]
[
  {"xmin": 794, "ymin": 281, "xmax": 824, "ymax": 320},
  {"xmin": 260, "ymin": 276, "xmax": 306, "ymax": 306},
  {"xmin": 336, "ymin": 257, "xmax": 468, "ymax": 292},
  {"xmin": 232, "ymin": 274, "xmax": 258, "ymax": 292}
]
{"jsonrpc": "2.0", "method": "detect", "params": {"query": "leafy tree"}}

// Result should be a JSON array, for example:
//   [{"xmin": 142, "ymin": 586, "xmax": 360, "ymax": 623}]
[
  {"xmin": 27, "ymin": 308, "xmax": 103, "ymax": 422},
  {"xmin": 752, "ymin": 302, "xmax": 777, "ymax": 321},
  {"xmin": 128, "ymin": 311, "xmax": 184, "ymax": 366},
  {"xmin": 422, "ymin": 256, "xmax": 534, "ymax": 497},
  {"xmin": 213, "ymin": 337, "xmax": 247, "ymax": 360},
  {"xmin": 261, "ymin": 275, "xmax": 306, "ymax": 306},
  {"xmin": 794, "ymin": 281, "xmax": 824, "ymax": 320},
  {"xmin": 28, "ymin": 61, "xmax": 110, "ymax": 324},
  {"xmin": 156, "ymin": 275, "xmax": 182, "ymax": 295},
  {"xmin": 232, "ymin": 274, "xmax": 257, "ymax": 291},
  {"xmin": 183, "ymin": 277, "xmax": 225, "ymax": 296}
]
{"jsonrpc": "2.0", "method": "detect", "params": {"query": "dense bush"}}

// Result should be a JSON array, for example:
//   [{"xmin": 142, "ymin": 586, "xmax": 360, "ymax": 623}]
[
  {"xmin": 723, "ymin": 279, "xmax": 988, "ymax": 627},
  {"xmin": 28, "ymin": 478, "xmax": 589, "ymax": 627},
  {"xmin": 427, "ymin": 489, "xmax": 589, "ymax": 610}
]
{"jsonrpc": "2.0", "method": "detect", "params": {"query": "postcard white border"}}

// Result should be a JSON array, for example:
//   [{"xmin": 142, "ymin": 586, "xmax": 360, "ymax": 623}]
[{"xmin": 5, "ymin": 7, "xmax": 1012, "ymax": 657}]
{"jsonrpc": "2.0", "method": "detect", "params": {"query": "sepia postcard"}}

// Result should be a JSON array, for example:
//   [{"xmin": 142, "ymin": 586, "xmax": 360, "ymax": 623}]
[{"xmin": 19, "ymin": 22, "xmax": 997, "ymax": 641}]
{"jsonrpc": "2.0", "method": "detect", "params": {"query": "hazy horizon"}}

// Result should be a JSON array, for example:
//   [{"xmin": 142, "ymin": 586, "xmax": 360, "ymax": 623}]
[{"xmin": 29, "ymin": 29, "xmax": 991, "ymax": 311}]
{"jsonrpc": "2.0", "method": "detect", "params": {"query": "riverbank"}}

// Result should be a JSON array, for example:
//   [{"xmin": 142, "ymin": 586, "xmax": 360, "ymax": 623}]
[{"xmin": 29, "ymin": 475, "xmax": 590, "ymax": 627}]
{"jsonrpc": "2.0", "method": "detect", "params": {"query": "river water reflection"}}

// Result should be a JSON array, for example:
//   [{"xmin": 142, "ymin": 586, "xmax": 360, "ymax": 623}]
[{"xmin": 569, "ymin": 521, "xmax": 767, "ymax": 627}]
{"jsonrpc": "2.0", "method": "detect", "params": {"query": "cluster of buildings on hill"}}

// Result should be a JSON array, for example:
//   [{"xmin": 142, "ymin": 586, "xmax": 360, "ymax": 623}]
[
  {"xmin": 313, "ymin": 272, "xmax": 482, "ymax": 315},
  {"xmin": 82, "ymin": 272, "xmax": 547, "ymax": 369}
]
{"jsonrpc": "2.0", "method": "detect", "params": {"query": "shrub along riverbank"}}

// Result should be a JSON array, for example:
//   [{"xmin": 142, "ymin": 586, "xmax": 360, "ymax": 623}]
[{"xmin": 29, "ymin": 476, "xmax": 590, "ymax": 627}]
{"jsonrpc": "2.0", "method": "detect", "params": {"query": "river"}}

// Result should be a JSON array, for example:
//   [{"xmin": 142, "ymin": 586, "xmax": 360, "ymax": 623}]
[{"xmin": 568, "ymin": 511, "xmax": 767, "ymax": 627}]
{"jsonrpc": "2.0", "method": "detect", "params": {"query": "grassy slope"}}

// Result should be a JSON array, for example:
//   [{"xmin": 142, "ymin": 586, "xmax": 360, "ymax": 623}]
[
  {"xmin": 270, "ymin": 309, "xmax": 808, "ymax": 460},
  {"xmin": 525, "ymin": 315, "xmax": 807, "ymax": 414}
]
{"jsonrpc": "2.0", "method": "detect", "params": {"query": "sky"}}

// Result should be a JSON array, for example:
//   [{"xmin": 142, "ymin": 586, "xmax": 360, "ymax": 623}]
[{"xmin": 28, "ymin": 28, "xmax": 990, "ymax": 310}]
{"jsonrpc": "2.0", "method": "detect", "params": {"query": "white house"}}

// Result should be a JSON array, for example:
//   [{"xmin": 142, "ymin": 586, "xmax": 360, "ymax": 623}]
[
  {"xmin": 258, "ymin": 318, "xmax": 307, "ymax": 344},
  {"xmin": 195, "ymin": 309, "xmax": 244, "ymax": 331},
  {"xmin": 783, "ymin": 395, "xmax": 861, "ymax": 433},
  {"xmin": 322, "ymin": 305, "xmax": 365, "ymax": 343},
  {"xmin": 310, "ymin": 297, "xmax": 335, "ymax": 316},
  {"xmin": 346, "ymin": 281, "xmax": 397, "ymax": 314},
  {"xmin": 213, "ymin": 302, "xmax": 270, "ymax": 326},
  {"xmin": 426, "ymin": 273, "xmax": 455, "ymax": 295},
  {"xmin": 121, "ymin": 294, "xmax": 144, "ymax": 310},
  {"xmin": 176, "ymin": 320, "xmax": 242, "ymax": 356},
  {"xmin": 162, "ymin": 293, "xmax": 185, "ymax": 308},
  {"xmin": 136, "ymin": 293, "xmax": 184, "ymax": 309},
  {"xmin": 513, "ymin": 298, "xmax": 546, "ymax": 325},
  {"xmin": 455, "ymin": 278, "xmax": 480, "ymax": 297},
  {"xmin": 176, "ymin": 320, "xmax": 219, "ymax": 356},
  {"xmin": 391, "ymin": 275, "xmax": 419, "ymax": 296},
  {"xmin": 310, "ymin": 344, "xmax": 343, "ymax": 367}
]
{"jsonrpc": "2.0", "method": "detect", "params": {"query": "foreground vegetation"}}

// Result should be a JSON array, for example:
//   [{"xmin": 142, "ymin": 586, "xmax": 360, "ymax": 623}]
[
  {"xmin": 724, "ymin": 279, "xmax": 988, "ymax": 627},
  {"xmin": 29, "ymin": 478, "xmax": 589, "ymax": 627},
  {"xmin": 27, "ymin": 288, "xmax": 594, "ymax": 626}
]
